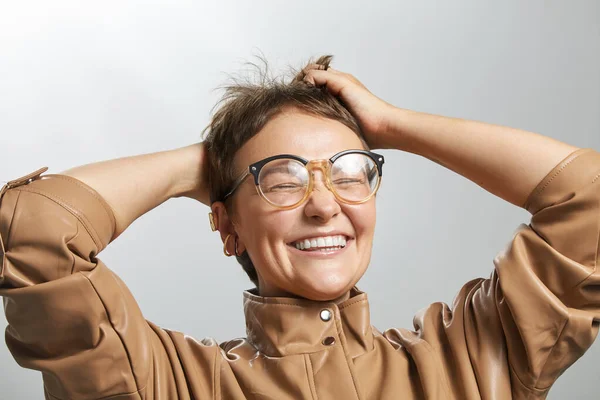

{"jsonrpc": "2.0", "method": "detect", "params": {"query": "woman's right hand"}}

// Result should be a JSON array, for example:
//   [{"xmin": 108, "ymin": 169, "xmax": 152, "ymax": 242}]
[{"xmin": 174, "ymin": 142, "xmax": 211, "ymax": 206}]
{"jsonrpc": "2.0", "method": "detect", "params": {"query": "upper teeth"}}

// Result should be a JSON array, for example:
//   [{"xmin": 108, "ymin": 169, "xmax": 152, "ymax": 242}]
[{"xmin": 293, "ymin": 235, "xmax": 347, "ymax": 250}]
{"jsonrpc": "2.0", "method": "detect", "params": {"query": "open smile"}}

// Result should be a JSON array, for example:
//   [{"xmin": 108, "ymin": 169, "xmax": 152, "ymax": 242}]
[{"xmin": 286, "ymin": 237, "xmax": 353, "ymax": 258}]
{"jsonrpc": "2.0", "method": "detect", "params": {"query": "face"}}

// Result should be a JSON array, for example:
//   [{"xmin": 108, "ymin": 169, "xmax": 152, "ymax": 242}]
[{"xmin": 212, "ymin": 109, "xmax": 377, "ymax": 302}]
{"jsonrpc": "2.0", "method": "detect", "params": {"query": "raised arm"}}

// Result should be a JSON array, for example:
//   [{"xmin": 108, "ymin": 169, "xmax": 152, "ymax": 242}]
[
  {"xmin": 304, "ymin": 63, "xmax": 599, "ymax": 396},
  {"xmin": 60, "ymin": 142, "xmax": 209, "ymax": 239},
  {"xmin": 302, "ymin": 64, "xmax": 580, "ymax": 208},
  {"xmin": 375, "ymin": 108, "xmax": 582, "ymax": 209},
  {"xmin": 0, "ymin": 143, "xmax": 214, "ymax": 399}
]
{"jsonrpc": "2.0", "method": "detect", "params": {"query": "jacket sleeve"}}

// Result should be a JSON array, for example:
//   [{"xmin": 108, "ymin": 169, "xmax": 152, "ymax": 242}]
[
  {"xmin": 399, "ymin": 147, "xmax": 600, "ymax": 398},
  {"xmin": 495, "ymin": 147, "xmax": 600, "ymax": 394},
  {"xmin": 0, "ymin": 171, "xmax": 217, "ymax": 399}
]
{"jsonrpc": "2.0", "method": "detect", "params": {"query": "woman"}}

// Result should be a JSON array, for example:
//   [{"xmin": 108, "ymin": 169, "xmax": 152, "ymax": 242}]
[{"xmin": 0, "ymin": 56, "xmax": 598, "ymax": 399}]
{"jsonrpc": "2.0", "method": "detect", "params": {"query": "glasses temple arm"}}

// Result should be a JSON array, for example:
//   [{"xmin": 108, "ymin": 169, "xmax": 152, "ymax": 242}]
[{"xmin": 222, "ymin": 170, "xmax": 250, "ymax": 201}]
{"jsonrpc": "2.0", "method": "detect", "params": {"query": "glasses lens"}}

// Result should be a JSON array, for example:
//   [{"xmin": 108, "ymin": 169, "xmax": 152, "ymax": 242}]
[
  {"xmin": 258, "ymin": 158, "xmax": 309, "ymax": 207},
  {"xmin": 331, "ymin": 153, "xmax": 380, "ymax": 202}
]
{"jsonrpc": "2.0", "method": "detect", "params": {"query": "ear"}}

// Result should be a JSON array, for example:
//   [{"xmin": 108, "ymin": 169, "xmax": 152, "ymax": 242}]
[
  {"xmin": 211, "ymin": 201, "xmax": 232, "ymax": 240},
  {"xmin": 210, "ymin": 201, "xmax": 246, "ymax": 255}
]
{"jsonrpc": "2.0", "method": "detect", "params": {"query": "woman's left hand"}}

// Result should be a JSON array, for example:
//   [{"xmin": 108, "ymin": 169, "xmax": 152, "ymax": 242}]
[{"xmin": 302, "ymin": 65, "xmax": 395, "ymax": 149}]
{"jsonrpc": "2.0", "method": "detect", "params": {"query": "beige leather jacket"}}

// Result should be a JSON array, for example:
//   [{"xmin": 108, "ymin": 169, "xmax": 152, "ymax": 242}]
[{"xmin": 1, "ymin": 148, "xmax": 599, "ymax": 400}]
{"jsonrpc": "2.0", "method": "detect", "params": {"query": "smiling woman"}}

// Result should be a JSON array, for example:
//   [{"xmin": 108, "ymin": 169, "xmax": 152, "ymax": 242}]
[
  {"xmin": 206, "ymin": 87, "xmax": 382, "ymax": 300},
  {"xmin": 202, "ymin": 56, "xmax": 376, "ymax": 297},
  {"xmin": 1, "ymin": 54, "xmax": 599, "ymax": 399},
  {"xmin": 212, "ymin": 112, "xmax": 378, "ymax": 301}
]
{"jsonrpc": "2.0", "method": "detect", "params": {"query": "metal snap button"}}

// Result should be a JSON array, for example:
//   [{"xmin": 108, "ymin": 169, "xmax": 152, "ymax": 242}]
[
  {"xmin": 320, "ymin": 309, "xmax": 332, "ymax": 322},
  {"xmin": 322, "ymin": 336, "xmax": 336, "ymax": 346}
]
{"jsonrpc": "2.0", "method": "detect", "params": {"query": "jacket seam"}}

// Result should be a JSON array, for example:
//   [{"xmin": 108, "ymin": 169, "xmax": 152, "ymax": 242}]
[
  {"xmin": 566, "ymin": 237, "xmax": 600, "ymax": 297},
  {"xmin": 463, "ymin": 280, "xmax": 485, "ymax": 397},
  {"xmin": 158, "ymin": 331, "xmax": 182, "ymax": 396},
  {"xmin": 527, "ymin": 228, "xmax": 597, "ymax": 293},
  {"xmin": 213, "ymin": 344, "xmax": 221, "ymax": 400},
  {"xmin": 338, "ymin": 297, "xmax": 366, "ymax": 310},
  {"xmin": 333, "ymin": 316, "xmax": 363, "ymax": 399},
  {"xmin": 246, "ymin": 298, "xmax": 367, "ymax": 310},
  {"xmin": 79, "ymin": 270, "xmax": 145, "ymax": 396},
  {"xmin": 396, "ymin": 331, "xmax": 452, "ymax": 398},
  {"xmin": 524, "ymin": 308, "xmax": 569, "ymax": 392},
  {"xmin": 42, "ymin": 174, "xmax": 117, "ymax": 235},
  {"xmin": 497, "ymin": 259, "xmax": 570, "ymax": 393},
  {"xmin": 246, "ymin": 301, "xmax": 316, "ymax": 308},
  {"xmin": 420, "ymin": 339, "xmax": 453, "ymax": 399},
  {"xmin": 244, "ymin": 293, "xmax": 368, "ymax": 307},
  {"xmin": 535, "ymin": 174, "xmax": 599, "ymax": 293},
  {"xmin": 67, "ymin": 223, "xmax": 80, "ymax": 275},
  {"xmin": 523, "ymin": 148, "xmax": 588, "ymax": 211},
  {"xmin": 304, "ymin": 354, "xmax": 318, "ymax": 400},
  {"xmin": 534, "ymin": 152, "xmax": 580, "ymax": 195},
  {"xmin": 16, "ymin": 187, "xmax": 104, "ymax": 251},
  {"xmin": 508, "ymin": 362, "xmax": 547, "ymax": 398},
  {"xmin": 532, "ymin": 317, "xmax": 569, "ymax": 390},
  {"xmin": 4, "ymin": 189, "xmax": 21, "ymax": 254}
]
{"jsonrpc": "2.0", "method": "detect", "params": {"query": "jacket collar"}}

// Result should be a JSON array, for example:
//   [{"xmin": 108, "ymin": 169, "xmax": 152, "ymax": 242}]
[{"xmin": 243, "ymin": 286, "xmax": 374, "ymax": 357}]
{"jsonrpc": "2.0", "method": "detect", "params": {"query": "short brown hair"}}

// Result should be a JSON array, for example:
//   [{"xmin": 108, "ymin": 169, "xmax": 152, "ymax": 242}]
[{"xmin": 202, "ymin": 55, "xmax": 367, "ymax": 287}]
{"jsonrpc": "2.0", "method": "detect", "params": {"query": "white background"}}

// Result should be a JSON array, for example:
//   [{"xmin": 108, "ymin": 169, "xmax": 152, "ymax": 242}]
[{"xmin": 1, "ymin": 1, "xmax": 599, "ymax": 398}]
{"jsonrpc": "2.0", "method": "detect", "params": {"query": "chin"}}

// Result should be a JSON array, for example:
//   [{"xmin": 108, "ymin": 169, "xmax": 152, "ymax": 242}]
[{"xmin": 298, "ymin": 274, "xmax": 357, "ymax": 302}]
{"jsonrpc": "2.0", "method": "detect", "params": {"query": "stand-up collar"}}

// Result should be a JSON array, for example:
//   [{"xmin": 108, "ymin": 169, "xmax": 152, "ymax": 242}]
[{"xmin": 243, "ymin": 286, "xmax": 374, "ymax": 357}]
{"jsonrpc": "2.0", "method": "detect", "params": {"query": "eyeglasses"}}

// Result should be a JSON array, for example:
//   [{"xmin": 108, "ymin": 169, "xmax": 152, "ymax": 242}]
[{"xmin": 221, "ymin": 149, "xmax": 385, "ymax": 210}]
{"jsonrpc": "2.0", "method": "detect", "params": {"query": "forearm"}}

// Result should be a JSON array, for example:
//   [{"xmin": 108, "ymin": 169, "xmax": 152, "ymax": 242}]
[
  {"xmin": 60, "ymin": 143, "xmax": 202, "ymax": 239},
  {"xmin": 380, "ymin": 108, "xmax": 581, "ymax": 209}
]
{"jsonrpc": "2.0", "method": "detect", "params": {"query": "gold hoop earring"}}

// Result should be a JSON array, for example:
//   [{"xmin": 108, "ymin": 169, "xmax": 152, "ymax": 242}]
[{"xmin": 223, "ymin": 233, "xmax": 233, "ymax": 257}]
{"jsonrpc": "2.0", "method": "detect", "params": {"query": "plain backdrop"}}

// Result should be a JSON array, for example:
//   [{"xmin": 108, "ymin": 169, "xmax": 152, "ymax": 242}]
[{"xmin": 1, "ymin": 1, "xmax": 599, "ymax": 398}]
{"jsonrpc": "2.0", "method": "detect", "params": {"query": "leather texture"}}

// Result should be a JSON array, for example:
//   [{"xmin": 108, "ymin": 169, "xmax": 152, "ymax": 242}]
[{"xmin": 1, "ymin": 148, "xmax": 599, "ymax": 399}]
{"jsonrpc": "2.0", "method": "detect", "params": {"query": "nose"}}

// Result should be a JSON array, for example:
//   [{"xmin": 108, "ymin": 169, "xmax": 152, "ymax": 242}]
[{"xmin": 303, "ymin": 170, "xmax": 341, "ymax": 222}]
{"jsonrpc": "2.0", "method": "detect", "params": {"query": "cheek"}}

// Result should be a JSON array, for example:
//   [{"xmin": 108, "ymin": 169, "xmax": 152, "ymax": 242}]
[
  {"xmin": 264, "ymin": 211, "xmax": 309, "ymax": 250},
  {"xmin": 240, "ymin": 206, "xmax": 299, "ymax": 247},
  {"xmin": 346, "ymin": 203, "xmax": 376, "ymax": 236}
]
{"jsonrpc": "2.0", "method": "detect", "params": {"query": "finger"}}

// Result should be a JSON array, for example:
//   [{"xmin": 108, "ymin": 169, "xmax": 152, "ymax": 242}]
[
  {"xmin": 303, "ymin": 69, "xmax": 351, "ymax": 96},
  {"xmin": 318, "ymin": 67, "xmax": 366, "ymax": 88},
  {"xmin": 303, "ymin": 73, "xmax": 316, "ymax": 85},
  {"xmin": 303, "ymin": 63, "xmax": 328, "ymax": 74}
]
